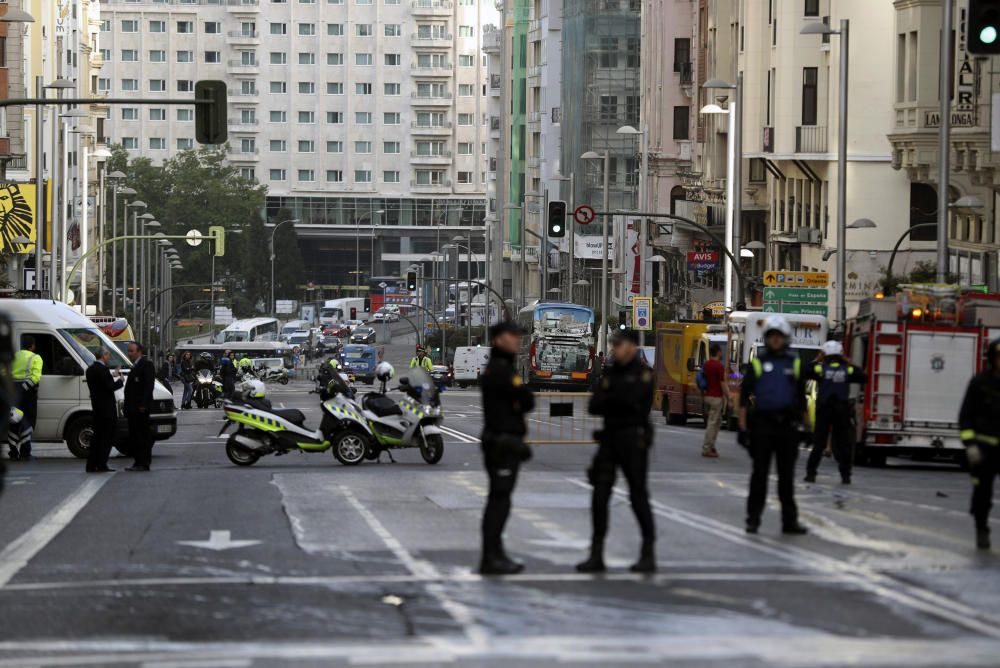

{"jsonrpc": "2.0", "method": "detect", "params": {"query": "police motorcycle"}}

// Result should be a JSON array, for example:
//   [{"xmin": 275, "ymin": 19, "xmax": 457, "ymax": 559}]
[
  {"xmin": 258, "ymin": 365, "xmax": 290, "ymax": 385},
  {"xmin": 219, "ymin": 374, "xmax": 372, "ymax": 466},
  {"xmin": 339, "ymin": 362, "xmax": 445, "ymax": 465},
  {"xmin": 193, "ymin": 353, "xmax": 224, "ymax": 409}
]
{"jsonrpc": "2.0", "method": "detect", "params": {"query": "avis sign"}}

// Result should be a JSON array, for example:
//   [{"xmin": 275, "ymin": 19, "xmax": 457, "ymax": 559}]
[{"xmin": 687, "ymin": 251, "xmax": 719, "ymax": 272}]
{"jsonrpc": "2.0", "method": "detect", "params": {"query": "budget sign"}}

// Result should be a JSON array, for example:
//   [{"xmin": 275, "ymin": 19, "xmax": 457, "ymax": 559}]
[{"xmin": 687, "ymin": 250, "xmax": 719, "ymax": 272}]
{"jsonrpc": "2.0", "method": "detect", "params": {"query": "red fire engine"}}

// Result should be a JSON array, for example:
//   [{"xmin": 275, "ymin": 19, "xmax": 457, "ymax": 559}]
[{"xmin": 844, "ymin": 285, "xmax": 1000, "ymax": 466}]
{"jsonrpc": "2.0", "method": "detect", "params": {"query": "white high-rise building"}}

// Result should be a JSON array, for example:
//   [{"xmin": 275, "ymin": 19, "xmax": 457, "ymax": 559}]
[{"xmin": 98, "ymin": 0, "xmax": 497, "ymax": 291}]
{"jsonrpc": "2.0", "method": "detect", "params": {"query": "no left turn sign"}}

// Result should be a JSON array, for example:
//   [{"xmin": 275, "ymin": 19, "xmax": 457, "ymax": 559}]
[{"xmin": 573, "ymin": 204, "xmax": 596, "ymax": 225}]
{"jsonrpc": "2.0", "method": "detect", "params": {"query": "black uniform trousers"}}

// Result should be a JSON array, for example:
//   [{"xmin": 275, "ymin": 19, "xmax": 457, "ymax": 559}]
[
  {"xmin": 16, "ymin": 383, "xmax": 37, "ymax": 455},
  {"xmin": 588, "ymin": 427, "xmax": 655, "ymax": 547},
  {"xmin": 128, "ymin": 413, "xmax": 153, "ymax": 468},
  {"xmin": 481, "ymin": 434, "xmax": 522, "ymax": 558},
  {"xmin": 971, "ymin": 444, "xmax": 1000, "ymax": 529},
  {"xmin": 807, "ymin": 401, "xmax": 852, "ymax": 479},
  {"xmin": 747, "ymin": 413, "xmax": 800, "ymax": 527},
  {"xmin": 86, "ymin": 416, "xmax": 116, "ymax": 470}
]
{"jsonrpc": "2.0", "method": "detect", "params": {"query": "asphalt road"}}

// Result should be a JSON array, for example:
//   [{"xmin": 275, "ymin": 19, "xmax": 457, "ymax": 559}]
[{"xmin": 2, "ymin": 342, "xmax": 1000, "ymax": 666}]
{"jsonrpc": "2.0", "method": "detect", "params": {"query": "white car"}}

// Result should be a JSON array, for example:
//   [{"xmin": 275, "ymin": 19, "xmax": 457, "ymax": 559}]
[{"xmin": 373, "ymin": 308, "xmax": 400, "ymax": 322}]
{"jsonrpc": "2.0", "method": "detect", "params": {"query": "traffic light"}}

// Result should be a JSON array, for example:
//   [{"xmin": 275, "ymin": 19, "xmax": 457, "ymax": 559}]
[
  {"xmin": 194, "ymin": 80, "xmax": 228, "ymax": 144},
  {"xmin": 617, "ymin": 310, "xmax": 627, "ymax": 331},
  {"xmin": 547, "ymin": 200, "xmax": 567, "ymax": 238},
  {"xmin": 363, "ymin": 297, "xmax": 371, "ymax": 313},
  {"xmin": 350, "ymin": 307, "xmax": 357, "ymax": 320},
  {"xmin": 968, "ymin": 0, "xmax": 1000, "ymax": 54},
  {"xmin": 406, "ymin": 271, "xmax": 417, "ymax": 291},
  {"xmin": 208, "ymin": 225, "xmax": 225, "ymax": 257}
]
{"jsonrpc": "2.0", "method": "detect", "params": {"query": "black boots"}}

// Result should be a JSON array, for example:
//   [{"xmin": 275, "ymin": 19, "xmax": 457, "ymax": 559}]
[
  {"xmin": 629, "ymin": 541, "xmax": 656, "ymax": 574},
  {"xmin": 575, "ymin": 542, "xmax": 606, "ymax": 573},
  {"xmin": 479, "ymin": 553, "xmax": 524, "ymax": 576},
  {"xmin": 977, "ymin": 526, "xmax": 991, "ymax": 550}
]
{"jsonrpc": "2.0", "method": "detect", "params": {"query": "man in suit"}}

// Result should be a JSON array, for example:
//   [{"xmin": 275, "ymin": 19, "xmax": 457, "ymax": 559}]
[
  {"xmin": 124, "ymin": 342, "xmax": 156, "ymax": 472},
  {"xmin": 85, "ymin": 347, "xmax": 124, "ymax": 473}
]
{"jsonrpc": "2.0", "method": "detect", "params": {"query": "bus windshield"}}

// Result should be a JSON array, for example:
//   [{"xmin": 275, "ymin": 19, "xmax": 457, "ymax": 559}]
[
  {"xmin": 535, "ymin": 306, "xmax": 593, "ymax": 337},
  {"xmin": 536, "ymin": 340, "xmax": 592, "ymax": 374}
]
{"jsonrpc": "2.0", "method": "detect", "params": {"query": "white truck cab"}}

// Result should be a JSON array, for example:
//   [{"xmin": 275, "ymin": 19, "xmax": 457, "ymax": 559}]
[
  {"xmin": 2, "ymin": 300, "xmax": 177, "ymax": 458},
  {"xmin": 453, "ymin": 346, "xmax": 490, "ymax": 387}
]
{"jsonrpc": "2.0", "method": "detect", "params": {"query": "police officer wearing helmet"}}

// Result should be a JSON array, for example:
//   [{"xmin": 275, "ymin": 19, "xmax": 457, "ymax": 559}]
[
  {"xmin": 479, "ymin": 320, "xmax": 534, "ymax": 575},
  {"xmin": 739, "ymin": 314, "xmax": 809, "ymax": 535},
  {"xmin": 958, "ymin": 338, "xmax": 1000, "ymax": 549},
  {"xmin": 804, "ymin": 340, "xmax": 866, "ymax": 484},
  {"xmin": 577, "ymin": 328, "xmax": 657, "ymax": 574}
]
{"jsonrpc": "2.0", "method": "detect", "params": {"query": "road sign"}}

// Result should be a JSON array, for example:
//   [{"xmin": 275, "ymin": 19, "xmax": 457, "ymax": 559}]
[
  {"xmin": 275, "ymin": 300, "xmax": 296, "ymax": 314},
  {"xmin": 763, "ymin": 271, "xmax": 829, "ymax": 287},
  {"xmin": 185, "ymin": 229, "xmax": 204, "ymax": 247},
  {"xmin": 763, "ymin": 302, "xmax": 828, "ymax": 316},
  {"xmin": 573, "ymin": 204, "xmax": 596, "ymax": 225},
  {"xmin": 632, "ymin": 296, "xmax": 652, "ymax": 331},
  {"xmin": 762, "ymin": 287, "xmax": 828, "ymax": 303}
]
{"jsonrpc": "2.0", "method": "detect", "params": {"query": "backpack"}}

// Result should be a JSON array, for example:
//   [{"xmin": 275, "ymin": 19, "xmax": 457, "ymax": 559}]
[{"xmin": 696, "ymin": 367, "xmax": 709, "ymax": 392}]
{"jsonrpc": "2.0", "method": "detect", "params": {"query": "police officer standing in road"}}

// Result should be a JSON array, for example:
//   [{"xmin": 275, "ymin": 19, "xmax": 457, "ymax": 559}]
[
  {"xmin": 805, "ymin": 340, "xmax": 866, "ymax": 485},
  {"xmin": 739, "ymin": 315, "xmax": 809, "ymax": 535},
  {"xmin": 479, "ymin": 321, "xmax": 534, "ymax": 575},
  {"xmin": 410, "ymin": 347, "xmax": 434, "ymax": 372},
  {"xmin": 577, "ymin": 329, "xmax": 657, "ymax": 574},
  {"xmin": 958, "ymin": 338, "xmax": 1000, "ymax": 549},
  {"xmin": 10, "ymin": 335, "xmax": 43, "ymax": 460}
]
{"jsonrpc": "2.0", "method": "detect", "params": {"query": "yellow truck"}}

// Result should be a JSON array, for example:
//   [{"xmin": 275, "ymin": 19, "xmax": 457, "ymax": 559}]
[{"xmin": 653, "ymin": 321, "xmax": 727, "ymax": 425}]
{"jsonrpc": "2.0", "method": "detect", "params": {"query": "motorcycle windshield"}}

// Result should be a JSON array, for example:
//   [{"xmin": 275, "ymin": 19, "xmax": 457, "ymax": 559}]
[
  {"xmin": 401, "ymin": 368, "xmax": 438, "ymax": 404},
  {"xmin": 197, "ymin": 369, "xmax": 213, "ymax": 382}
]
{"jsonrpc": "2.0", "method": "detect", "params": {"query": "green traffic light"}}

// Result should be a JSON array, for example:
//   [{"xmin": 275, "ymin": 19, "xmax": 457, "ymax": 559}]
[{"xmin": 980, "ymin": 25, "xmax": 998, "ymax": 44}]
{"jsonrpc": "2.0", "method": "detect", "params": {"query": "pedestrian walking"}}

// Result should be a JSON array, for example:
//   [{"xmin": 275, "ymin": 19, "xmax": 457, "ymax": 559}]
[
  {"xmin": 958, "ymin": 338, "xmax": 1000, "ymax": 549},
  {"xmin": 739, "ymin": 315, "xmax": 809, "ymax": 535},
  {"xmin": 804, "ymin": 340, "xmax": 866, "ymax": 484},
  {"xmin": 577, "ymin": 329, "xmax": 657, "ymax": 574},
  {"xmin": 701, "ymin": 343, "xmax": 728, "ymax": 458},
  {"xmin": 85, "ymin": 347, "xmax": 124, "ymax": 473},
  {"xmin": 479, "ymin": 321, "xmax": 534, "ymax": 575},
  {"xmin": 10, "ymin": 335, "xmax": 43, "ymax": 460},
  {"xmin": 157, "ymin": 354, "xmax": 174, "ymax": 394},
  {"xmin": 220, "ymin": 350, "xmax": 237, "ymax": 400},
  {"xmin": 180, "ymin": 351, "xmax": 195, "ymax": 410},
  {"xmin": 124, "ymin": 342, "xmax": 156, "ymax": 472}
]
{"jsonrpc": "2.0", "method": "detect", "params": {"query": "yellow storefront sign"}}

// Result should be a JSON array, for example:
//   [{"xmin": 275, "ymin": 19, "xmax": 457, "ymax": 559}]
[{"xmin": 0, "ymin": 182, "xmax": 47, "ymax": 254}]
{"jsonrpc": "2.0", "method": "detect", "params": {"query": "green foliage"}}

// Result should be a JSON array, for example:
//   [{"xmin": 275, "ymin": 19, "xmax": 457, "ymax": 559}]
[
  {"xmin": 108, "ymin": 144, "xmax": 267, "ymax": 317},
  {"xmin": 881, "ymin": 260, "xmax": 958, "ymax": 294}
]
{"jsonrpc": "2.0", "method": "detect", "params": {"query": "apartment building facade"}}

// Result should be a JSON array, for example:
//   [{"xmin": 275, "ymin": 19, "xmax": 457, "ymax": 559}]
[{"xmin": 98, "ymin": 0, "xmax": 496, "ymax": 290}]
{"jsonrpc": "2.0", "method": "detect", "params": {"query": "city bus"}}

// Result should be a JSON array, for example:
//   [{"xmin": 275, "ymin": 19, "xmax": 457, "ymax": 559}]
[
  {"xmin": 215, "ymin": 317, "xmax": 280, "ymax": 344},
  {"xmin": 516, "ymin": 302, "xmax": 596, "ymax": 389}
]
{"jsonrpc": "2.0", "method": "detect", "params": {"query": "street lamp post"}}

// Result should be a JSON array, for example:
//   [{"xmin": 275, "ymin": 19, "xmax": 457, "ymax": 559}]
[
  {"xmin": 269, "ymin": 218, "xmax": 300, "ymax": 315},
  {"xmin": 581, "ymin": 151, "xmax": 611, "ymax": 355},
  {"xmin": 124, "ymin": 200, "xmax": 146, "ymax": 316},
  {"xmin": 617, "ymin": 125, "xmax": 649, "ymax": 343},
  {"xmin": 354, "ymin": 209, "xmax": 384, "ymax": 298},
  {"xmin": 109, "ymin": 179, "xmax": 131, "ymax": 315},
  {"xmin": 802, "ymin": 19, "xmax": 849, "ymax": 324},
  {"xmin": 501, "ymin": 204, "xmax": 525, "ymax": 308}
]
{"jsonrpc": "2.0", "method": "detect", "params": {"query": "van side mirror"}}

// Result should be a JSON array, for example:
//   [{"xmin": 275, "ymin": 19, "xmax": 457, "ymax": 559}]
[{"xmin": 686, "ymin": 358, "xmax": 696, "ymax": 373}]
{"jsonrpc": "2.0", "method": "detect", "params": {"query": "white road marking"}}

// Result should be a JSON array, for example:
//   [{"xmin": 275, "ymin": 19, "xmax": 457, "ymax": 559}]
[
  {"xmin": 438, "ymin": 425, "xmax": 479, "ymax": 443},
  {"xmin": 176, "ymin": 530, "xmax": 261, "ymax": 552},
  {"xmin": 339, "ymin": 484, "xmax": 489, "ymax": 647},
  {"xmin": 0, "ymin": 475, "xmax": 113, "ymax": 588}
]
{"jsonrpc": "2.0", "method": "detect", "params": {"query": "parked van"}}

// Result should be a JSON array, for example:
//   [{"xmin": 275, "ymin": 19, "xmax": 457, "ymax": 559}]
[
  {"xmin": 453, "ymin": 346, "xmax": 490, "ymax": 387},
  {"xmin": 3, "ymin": 300, "xmax": 177, "ymax": 458},
  {"xmin": 340, "ymin": 344, "xmax": 378, "ymax": 383}
]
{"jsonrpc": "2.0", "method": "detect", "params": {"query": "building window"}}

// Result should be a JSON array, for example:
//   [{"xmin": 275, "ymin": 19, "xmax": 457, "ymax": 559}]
[
  {"xmin": 121, "ymin": 49, "xmax": 138, "ymax": 62},
  {"xmin": 384, "ymin": 112, "xmax": 400, "ymax": 125},
  {"xmin": 385, "ymin": 24, "xmax": 401, "ymax": 37},
  {"xmin": 205, "ymin": 51, "xmax": 222, "ymax": 63},
  {"xmin": 122, "ymin": 137, "xmax": 139, "ymax": 150},
  {"xmin": 177, "ymin": 21, "xmax": 194, "ymax": 34},
  {"xmin": 121, "ymin": 20, "xmax": 138, "ymax": 33},
  {"xmin": 149, "ymin": 108, "xmax": 167, "ymax": 121},
  {"xmin": 327, "ymin": 82, "xmax": 344, "ymax": 95},
  {"xmin": 121, "ymin": 108, "xmax": 139, "ymax": 121},
  {"xmin": 355, "ymin": 112, "xmax": 372, "ymax": 124},
  {"xmin": 415, "ymin": 141, "xmax": 445, "ymax": 156},
  {"xmin": 148, "ymin": 80, "xmax": 165, "ymax": 92},
  {"xmin": 457, "ymin": 171, "xmax": 473, "ymax": 184},
  {"xmin": 458, "ymin": 84, "xmax": 474, "ymax": 96},
  {"xmin": 178, "ymin": 80, "xmax": 195, "ymax": 92},
  {"xmin": 239, "ymin": 80, "xmax": 256, "ymax": 95},
  {"xmin": 121, "ymin": 79, "xmax": 139, "ymax": 92},
  {"xmin": 298, "ymin": 111, "xmax": 315, "ymax": 124},
  {"xmin": 298, "ymin": 170, "xmax": 315, "ymax": 182},
  {"xmin": 355, "ymin": 141, "xmax": 372, "ymax": 154},
  {"xmin": 625, "ymin": 95, "xmax": 640, "ymax": 125},
  {"xmin": 177, "ymin": 138, "xmax": 194, "ymax": 150},
  {"xmin": 458, "ymin": 54, "xmax": 475, "ymax": 67},
  {"xmin": 240, "ymin": 168, "xmax": 256, "ymax": 181},
  {"xmin": 328, "ymin": 23, "xmax": 344, "ymax": 36},
  {"xmin": 240, "ymin": 51, "xmax": 257, "ymax": 65},
  {"xmin": 384, "ymin": 141, "xmax": 400, "ymax": 154},
  {"xmin": 101, "ymin": 19, "xmax": 111, "ymax": 32},
  {"xmin": 205, "ymin": 21, "xmax": 222, "ymax": 34},
  {"xmin": 327, "ymin": 170, "xmax": 343, "ymax": 183},
  {"xmin": 298, "ymin": 82, "xmax": 316, "ymax": 94},
  {"xmin": 178, "ymin": 108, "xmax": 194, "ymax": 122},
  {"xmin": 599, "ymin": 37, "xmax": 618, "ymax": 67},
  {"xmin": 416, "ymin": 170, "xmax": 444, "ymax": 185},
  {"xmin": 384, "ymin": 171, "xmax": 400, "ymax": 183},
  {"xmin": 99, "ymin": 48, "xmax": 111, "ymax": 62},
  {"xmin": 356, "ymin": 53, "xmax": 373, "ymax": 66},
  {"xmin": 327, "ymin": 112, "xmax": 344, "ymax": 124},
  {"xmin": 626, "ymin": 38, "xmax": 640, "ymax": 68},
  {"xmin": 385, "ymin": 53, "xmax": 401, "ymax": 66},
  {"xmin": 327, "ymin": 141, "xmax": 343, "ymax": 153},
  {"xmin": 270, "ymin": 140, "xmax": 287, "ymax": 152},
  {"xmin": 673, "ymin": 106, "xmax": 690, "ymax": 140},
  {"xmin": 458, "ymin": 113, "xmax": 474, "ymax": 126},
  {"xmin": 354, "ymin": 170, "xmax": 372, "ymax": 183},
  {"xmin": 357, "ymin": 24, "xmax": 373, "ymax": 37},
  {"xmin": 270, "ymin": 110, "xmax": 287, "ymax": 123},
  {"xmin": 802, "ymin": 67, "xmax": 818, "ymax": 125},
  {"xmin": 240, "ymin": 109, "xmax": 257, "ymax": 124},
  {"xmin": 177, "ymin": 50, "xmax": 194, "ymax": 63},
  {"xmin": 356, "ymin": 82, "xmax": 373, "ymax": 95},
  {"xmin": 149, "ymin": 138, "xmax": 167, "ymax": 150},
  {"xmin": 270, "ymin": 169, "xmax": 287, "ymax": 181},
  {"xmin": 457, "ymin": 142, "xmax": 473, "ymax": 155},
  {"xmin": 149, "ymin": 20, "xmax": 166, "ymax": 33},
  {"xmin": 98, "ymin": 78, "xmax": 111, "ymax": 92},
  {"xmin": 270, "ymin": 22, "xmax": 287, "ymax": 35},
  {"xmin": 328, "ymin": 53, "xmax": 344, "ymax": 65},
  {"xmin": 241, "ymin": 138, "xmax": 257, "ymax": 153},
  {"xmin": 270, "ymin": 52, "xmax": 287, "ymax": 64},
  {"xmin": 271, "ymin": 81, "xmax": 287, "ymax": 94},
  {"xmin": 599, "ymin": 95, "xmax": 618, "ymax": 121},
  {"xmin": 298, "ymin": 140, "xmax": 315, "ymax": 153},
  {"xmin": 459, "ymin": 26, "xmax": 474, "ymax": 37},
  {"xmin": 673, "ymin": 38, "xmax": 690, "ymax": 72},
  {"xmin": 804, "ymin": 0, "xmax": 820, "ymax": 17},
  {"xmin": 298, "ymin": 52, "xmax": 316, "ymax": 65},
  {"xmin": 384, "ymin": 83, "xmax": 401, "ymax": 95},
  {"xmin": 298, "ymin": 23, "xmax": 316, "ymax": 36}
]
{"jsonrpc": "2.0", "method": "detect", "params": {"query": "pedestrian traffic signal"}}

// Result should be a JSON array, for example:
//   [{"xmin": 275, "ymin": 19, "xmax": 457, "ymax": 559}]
[
  {"xmin": 363, "ymin": 297, "xmax": 371, "ymax": 313},
  {"xmin": 969, "ymin": 0, "xmax": 1000, "ymax": 54},
  {"xmin": 194, "ymin": 80, "xmax": 228, "ymax": 144},
  {"xmin": 547, "ymin": 200, "xmax": 567, "ymax": 238},
  {"xmin": 350, "ymin": 307, "xmax": 357, "ymax": 320},
  {"xmin": 208, "ymin": 225, "xmax": 225, "ymax": 257},
  {"xmin": 618, "ymin": 310, "xmax": 627, "ymax": 331},
  {"xmin": 406, "ymin": 271, "xmax": 417, "ymax": 291}
]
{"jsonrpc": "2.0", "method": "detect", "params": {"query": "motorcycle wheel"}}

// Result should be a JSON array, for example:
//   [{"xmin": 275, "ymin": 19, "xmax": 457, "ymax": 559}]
[
  {"xmin": 226, "ymin": 437, "xmax": 259, "ymax": 466},
  {"xmin": 279, "ymin": 376, "xmax": 289, "ymax": 385},
  {"xmin": 420, "ymin": 433, "xmax": 444, "ymax": 465},
  {"xmin": 332, "ymin": 430, "xmax": 368, "ymax": 466}
]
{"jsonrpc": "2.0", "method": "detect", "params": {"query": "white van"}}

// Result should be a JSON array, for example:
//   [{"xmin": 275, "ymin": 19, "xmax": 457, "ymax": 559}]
[
  {"xmin": 2, "ymin": 300, "xmax": 177, "ymax": 458},
  {"xmin": 453, "ymin": 346, "xmax": 491, "ymax": 387}
]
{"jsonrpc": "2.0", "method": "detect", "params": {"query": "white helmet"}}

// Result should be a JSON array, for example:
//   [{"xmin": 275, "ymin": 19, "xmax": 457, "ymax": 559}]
[
  {"xmin": 375, "ymin": 361, "xmax": 395, "ymax": 382},
  {"xmin": 242, "ymin": 378, "xmax": 266, "ymax": 399},
  {"xmin": 821, "ymin": 340, "xmax": 844, "ymax": 357},
  {"xmin": 762, "ymin": 314, "xmax": 792, "ymax": 338}
]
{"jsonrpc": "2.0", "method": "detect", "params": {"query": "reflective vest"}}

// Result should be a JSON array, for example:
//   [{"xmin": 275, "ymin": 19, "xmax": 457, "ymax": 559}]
[
  {"xmin": 12, "ymin": 350, "xmax": 42, "ymax": 387},
  {"xmin": 410, "ymin": 356, "xmax": 433, "ymax": 371},
  {"xmin": 750, "ymin": 355, "xmax": 801, "ymax": 413},
  {"xmin": 813, "ymin": 361, "xmax": 855, "ymax": 404}
]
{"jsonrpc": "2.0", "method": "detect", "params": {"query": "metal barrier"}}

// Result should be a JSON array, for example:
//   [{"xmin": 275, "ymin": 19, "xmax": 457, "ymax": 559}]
[{"xmin": 525, "ymin": 392, "xmax": 600, "ymax": 445}]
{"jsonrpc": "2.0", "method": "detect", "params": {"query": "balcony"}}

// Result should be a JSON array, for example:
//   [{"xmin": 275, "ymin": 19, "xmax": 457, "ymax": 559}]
[
  {"xmin": 228, "ymin": 118, "xmax": 260, "ymax": 131},
  {"xmin": 411, "ymin": 32, "xmax": 453, "ymax": 45},
  {"xmin": 412, "ymin": 0, "xmax": 453, "ymax": 16},
  {"xmin": 227, "ymin": 59, "xmax": 259, "ymax": 73},
  {"xmin": 226, "ymin": 0, "xmax": 260, "ymax": 12},
  {"xmin": 410, "ymin": 92, "xmax": 453, "ymax": 106},
  {"xmin": 411, "ymin": 120, "xmax": 453, "ymax": 135},
  {"xmin": 410, "ymin": 178, "xmax": 452, "ymax": 190},
  {"xmin": 795, "ymin": 125, "xmax": 828, "ymax": 153},
  {"xmin": 233, "ymin": 89, "xmax": 260, "ymax": 100},
  {"xmin": 411, "ymin": 63, "xmax": 452, "ymax": 76},
  {"xmin": 410, "ymin": 150, "xmax": 452, "ymax": 164},
  {"xmin": 762, "ymin": 126, "xmax": 774, "ymax": 153},
  {"xmin": 227, "ymin": 30, "xmax": 259, "ymax": 44},
  {"xmin": 527, "ymin": 66, "xmax": 543, "ymax": 80},
  {"xmin": 677, "ymin": 61, "xmax": 693, "ymax": 86}
]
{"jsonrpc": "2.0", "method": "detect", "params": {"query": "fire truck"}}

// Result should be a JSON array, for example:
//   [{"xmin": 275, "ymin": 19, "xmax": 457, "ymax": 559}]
[{"xmin": 844, "ymin": 285, "xmax": 1000, "ymax": 466}]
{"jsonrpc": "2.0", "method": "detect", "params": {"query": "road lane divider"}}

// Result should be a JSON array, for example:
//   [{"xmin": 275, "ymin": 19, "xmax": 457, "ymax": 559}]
[{"xmin": 438, "ymin": 425, "xmax": 480, "ymax": 443}]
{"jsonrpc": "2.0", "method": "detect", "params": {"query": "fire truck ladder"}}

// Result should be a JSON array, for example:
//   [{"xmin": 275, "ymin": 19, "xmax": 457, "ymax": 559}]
[{"xmin": 870, "ymin": 326, "xmax": 903, "ymax": 429}]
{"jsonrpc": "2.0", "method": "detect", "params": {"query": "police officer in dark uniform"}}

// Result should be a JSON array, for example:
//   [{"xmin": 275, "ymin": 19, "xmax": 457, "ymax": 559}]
[
  {"xmin": 739, "ymin": 314, "xmax": 809, "ymax": 535},
  {"xmin": 479, "ymin": 321, "xmax": 534, "ymax": 575},
  {"xmin": 804, "ymin": 340, "xmax": 867, "ymax": 484},
  {"xmin": 577, "ymin": 329, "xmax": 657, "ymax": 573},
  {"xmin": 958, "ymin": 338, "xmax": 1000, "ymax": 549}
]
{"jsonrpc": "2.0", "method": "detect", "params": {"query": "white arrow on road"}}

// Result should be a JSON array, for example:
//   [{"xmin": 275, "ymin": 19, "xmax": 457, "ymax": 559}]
[{"xmin": 176, "ymin": 530, "xmax": 261, "ymax": 551}]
